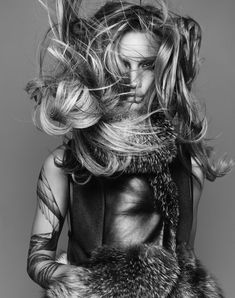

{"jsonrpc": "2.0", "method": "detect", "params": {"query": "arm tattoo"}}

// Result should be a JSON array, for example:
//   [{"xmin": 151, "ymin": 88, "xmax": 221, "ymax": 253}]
[
  {"xmin": 27, "ymin": 167, "xmax": 66, "ymax": 288},
  {"xmin": 27, "ymin": 233, "xmax": 62, "ymax": 288},
  {"xmin": 37, "ymin": 167, "xmax": 64, "ymax": 231}
]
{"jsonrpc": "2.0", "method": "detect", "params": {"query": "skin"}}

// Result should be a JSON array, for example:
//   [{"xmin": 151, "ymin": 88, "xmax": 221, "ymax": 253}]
[
  {"xmin": 118, "ymin": 33, "xmax": 204, "ymax": 248},
  {"xmin": 27, "ymin": 149, "xmax": 77, "ymax": 288},
  {"xmin": 118, "ymin": 31, "xmax": 159, "ymax": 114},
  {"xmin": 27, "ymin": 31, "xmax": 203, "ymax": 288}
]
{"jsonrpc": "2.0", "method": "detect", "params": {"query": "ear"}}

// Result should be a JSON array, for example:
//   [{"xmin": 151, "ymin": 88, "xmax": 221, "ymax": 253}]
[{"xmin": 177, "ymin": 17, "xmax": 202, "ymax": 90}]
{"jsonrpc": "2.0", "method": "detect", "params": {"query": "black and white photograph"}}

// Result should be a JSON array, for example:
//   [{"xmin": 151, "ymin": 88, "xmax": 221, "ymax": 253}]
[{"xmin": 0, "ymin": 0, "xmax": 234, "ymax": 297}]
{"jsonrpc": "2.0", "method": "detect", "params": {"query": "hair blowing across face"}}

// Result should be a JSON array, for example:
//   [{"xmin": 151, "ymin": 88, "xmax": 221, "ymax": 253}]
[{"xmin": 26, "ymin": 0, "xmax": 232, "ymax": 180}]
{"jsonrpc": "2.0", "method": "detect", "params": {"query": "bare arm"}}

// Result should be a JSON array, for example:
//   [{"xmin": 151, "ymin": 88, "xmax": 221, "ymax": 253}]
[
  {"xmin": 188, "ymin": 157, "xmax": 204, "ymax": 249},
  {"xmin": 27, "ymin": 148, "xmax": 74, "ymax": 288}
]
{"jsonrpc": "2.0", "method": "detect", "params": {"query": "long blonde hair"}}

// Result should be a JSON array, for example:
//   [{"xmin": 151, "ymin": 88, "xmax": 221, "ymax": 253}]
[{"xmin": 26, "ymin": 0, "xmax": 232, "ymax": 180}]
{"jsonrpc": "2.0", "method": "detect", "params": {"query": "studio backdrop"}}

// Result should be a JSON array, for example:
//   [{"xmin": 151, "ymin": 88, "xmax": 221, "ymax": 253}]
[{"xmin": 0, "ymin": 0, "xmax": 234, "ymax": 297}]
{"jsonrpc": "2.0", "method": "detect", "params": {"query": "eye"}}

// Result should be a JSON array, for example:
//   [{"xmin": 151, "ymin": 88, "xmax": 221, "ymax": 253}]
[
  {"xmin": 141, "ymin": 61, "xmax": 155, "ymax": 70},
  {"xmin": 122, "ymin": 60, "xmax": 130, "ymax": 69}
]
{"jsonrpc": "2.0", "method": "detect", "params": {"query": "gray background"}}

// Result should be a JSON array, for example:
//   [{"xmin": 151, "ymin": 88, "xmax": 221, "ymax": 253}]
[{"xmin": 0, "ymin": 0, "xmax": 234, "ymax": 297}]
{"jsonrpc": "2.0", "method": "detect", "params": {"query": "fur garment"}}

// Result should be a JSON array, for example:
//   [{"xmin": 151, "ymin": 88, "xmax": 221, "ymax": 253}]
[
  {"xmin": 44, "ymin": 117, "xmax": 224, "ymax": 297},
  {"xmin": 44, "ymin": 244, "xmax": 224, "ymax": 298}
]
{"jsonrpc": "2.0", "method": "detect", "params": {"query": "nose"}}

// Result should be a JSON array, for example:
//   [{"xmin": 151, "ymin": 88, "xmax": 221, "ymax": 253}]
[{"xmin": 129, "ymin": 69, "xmax": 141, "ymax": 89}]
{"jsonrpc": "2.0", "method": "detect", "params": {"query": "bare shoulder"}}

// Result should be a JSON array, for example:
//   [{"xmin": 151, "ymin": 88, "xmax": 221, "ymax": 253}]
[
  {"xmin": 188, "ymin": 157, "xmax": 204, "ymax": 248},
  {"xmin": 43, "ymin": 146, "xmax": 65, "ymax": 167},
  {"xmin": 42, "ymin": 146, "xmax": 67, "ymax": 178},
  {"xmin": 39, "ymin": 146, "xmax": 69, "ymax": 214},
  {"xmin": 191, "ymin": 157, "xmax": 204, "ymax": 187},
  {"xmin": 190, "ymin": 156, "xmax": 204, "ymax": 208}
]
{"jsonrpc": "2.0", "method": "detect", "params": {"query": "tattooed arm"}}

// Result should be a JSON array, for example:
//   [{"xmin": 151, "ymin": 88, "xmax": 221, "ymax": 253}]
[{"xmin": 27, "ymin": 148, "xmax": 75, "ymax": 289}]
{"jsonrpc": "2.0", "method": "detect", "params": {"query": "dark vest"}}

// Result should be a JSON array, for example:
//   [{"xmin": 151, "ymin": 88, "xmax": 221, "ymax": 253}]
[{"xmin": 67, "ymin": 156, "xmax": 193, "ymax": 266}]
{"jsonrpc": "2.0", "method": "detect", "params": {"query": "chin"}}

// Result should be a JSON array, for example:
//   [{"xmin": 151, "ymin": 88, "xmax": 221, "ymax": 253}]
[{"xmin": 128, "ymin": 105, "xmax": 146, "ymax": 116}]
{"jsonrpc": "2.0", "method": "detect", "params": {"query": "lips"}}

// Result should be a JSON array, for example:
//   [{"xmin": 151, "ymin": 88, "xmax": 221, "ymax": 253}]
[
  {"xmin": 128, "ymin": 92, "xmax": 144, "ymax": 97},
  {"xmin": 127, "ymin": 95, "xmax": 143, "ymax": 103},
  {"xmin": 128, "ymin": 92, "xmax": 143, "ymax": 97}
]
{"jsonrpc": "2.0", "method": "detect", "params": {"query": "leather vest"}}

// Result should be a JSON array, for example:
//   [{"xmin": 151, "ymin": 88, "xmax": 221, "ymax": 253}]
[{"xmin": 67, "ymin": 156, "xmax": 193, "ymax": 266}]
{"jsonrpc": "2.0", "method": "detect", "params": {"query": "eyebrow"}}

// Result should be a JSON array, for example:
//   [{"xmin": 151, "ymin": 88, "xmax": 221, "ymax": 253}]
[{"xmin": 119, "ymin": 55, "xmax": 156, "ymax": 63}]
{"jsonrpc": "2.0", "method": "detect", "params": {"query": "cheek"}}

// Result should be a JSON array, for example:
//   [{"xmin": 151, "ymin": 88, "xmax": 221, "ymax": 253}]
[{"xmin": 142, "ymin": 72, "xmax": 154, "ymax": 91}]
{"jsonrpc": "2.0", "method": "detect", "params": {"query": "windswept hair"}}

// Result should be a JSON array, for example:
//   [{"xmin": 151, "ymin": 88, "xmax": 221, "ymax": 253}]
[{"xmin": 26, "ymin": 0, "xmax": 232, "ymax": 181}]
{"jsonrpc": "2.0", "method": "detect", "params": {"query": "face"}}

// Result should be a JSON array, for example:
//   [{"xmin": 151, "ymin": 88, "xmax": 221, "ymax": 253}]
[{"xmin": 118, "ymin": 31, "xmax": 158, "ymax": 114}]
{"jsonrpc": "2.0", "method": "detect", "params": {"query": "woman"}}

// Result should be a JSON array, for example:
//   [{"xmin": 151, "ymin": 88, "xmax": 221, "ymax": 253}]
[{"xmin": 26, "ymin": 1, "xmax": 232, "ymax": 297}]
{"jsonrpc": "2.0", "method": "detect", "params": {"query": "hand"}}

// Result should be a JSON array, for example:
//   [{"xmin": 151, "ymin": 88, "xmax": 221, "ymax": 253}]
[{"xmin": 45, "ymin": 265, "xmax": 94, "ymax": 298}]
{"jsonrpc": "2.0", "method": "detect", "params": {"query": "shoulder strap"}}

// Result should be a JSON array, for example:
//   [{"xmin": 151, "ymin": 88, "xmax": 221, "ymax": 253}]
[{"xmin": 170, "ymin": 152, "xmax": 193, "ymax": 245}]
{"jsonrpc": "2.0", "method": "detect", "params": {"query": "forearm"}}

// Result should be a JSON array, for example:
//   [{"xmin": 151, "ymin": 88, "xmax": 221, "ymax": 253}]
[
  {"xmin": 27, "ymin": 160, "xmax": 70, "ymax": 288},
  {"xmin": 27, "ymin": 253, "xmax": 60, "ymax": 288},
  {"xmin": 27, "ymin": 232, "xmax": 75, "ymax": 289},
  {"xmin": 27, "ymin": 252, "xmax": 76, "ymax": 289}
]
